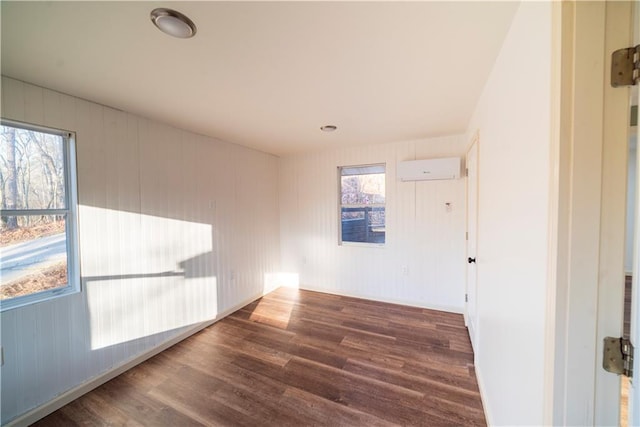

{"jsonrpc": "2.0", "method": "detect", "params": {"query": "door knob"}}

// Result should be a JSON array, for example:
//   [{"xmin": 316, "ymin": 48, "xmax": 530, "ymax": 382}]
[{"xmin": 468, "ymin": 257, "xmax": 476, "ymax": 264}]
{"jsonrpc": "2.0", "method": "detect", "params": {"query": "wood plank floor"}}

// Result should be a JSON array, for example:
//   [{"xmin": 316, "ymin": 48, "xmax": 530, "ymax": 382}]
[{"xmin": 34, "ymin": 288, "xmax": 486, "ymax": 426}]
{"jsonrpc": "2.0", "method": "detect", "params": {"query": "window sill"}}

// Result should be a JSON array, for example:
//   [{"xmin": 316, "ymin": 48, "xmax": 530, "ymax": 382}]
[
  {"xmin": 0, "ymin": 285, "xmax": 80, "ymax": 312},
  {"xmin": 339, "ymin": 241, "xmax": 386, "ymax": 249}
]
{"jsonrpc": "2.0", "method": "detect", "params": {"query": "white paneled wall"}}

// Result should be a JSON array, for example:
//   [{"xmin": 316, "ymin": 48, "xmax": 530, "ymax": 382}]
[
  {"xmin": 0, "ymin": 77, "xmax": 280, "ymax": 423},
  {"xmin": 464, "ymin": 3, "xmax": 552, "ymax": 425},
  {"xmin": 279, "ymin": 136, "xmax": 467, "ymax": 311}
]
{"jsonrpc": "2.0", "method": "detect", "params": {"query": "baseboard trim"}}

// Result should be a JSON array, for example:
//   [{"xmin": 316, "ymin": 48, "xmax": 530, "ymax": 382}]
[
  {"xmin": 474, "ymin": 354, "xmax": 493, "ymax": 426},
  {"xmin": 298, "ymin": 284, "xmax": 464, "ymax": 314},
  {"xmin": 6, "ymin": 289, "xmax": 273, "ymax": 427}
]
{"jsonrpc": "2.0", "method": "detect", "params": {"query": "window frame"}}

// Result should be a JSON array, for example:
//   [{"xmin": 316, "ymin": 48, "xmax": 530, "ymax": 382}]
[
  {"xmin": 0, "ymin": 119, "xmax": 81, "ymax": 311},
  {"xmin": 338, "ymin": 163, "xmax": 386, "ymax": 247}
]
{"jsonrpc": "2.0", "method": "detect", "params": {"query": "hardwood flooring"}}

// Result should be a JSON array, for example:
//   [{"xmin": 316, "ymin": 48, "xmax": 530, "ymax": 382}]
[{"xmin": 34, "ymin": 288, "xmax": 486, "ymax": 426}]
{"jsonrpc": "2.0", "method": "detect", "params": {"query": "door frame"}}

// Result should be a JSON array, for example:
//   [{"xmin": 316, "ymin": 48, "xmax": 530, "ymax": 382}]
[
  {"xmin": 548, "ymin": 2, "xmax": 633, "ymax": 425},
  {"xmin": 630, "ymin": 84, "xmax": 639, "ymax": 427},
  {"xmin": 627, "ymin": 3, "xmax": 639, "ymax": 425},
  {"xmin": 465, "ymin": 131, "xmax": 479, "ymax": 351}
]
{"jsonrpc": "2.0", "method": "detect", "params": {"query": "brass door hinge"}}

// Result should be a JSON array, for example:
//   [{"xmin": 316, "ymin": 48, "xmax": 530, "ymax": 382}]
[
  {"xmin": 612, "ymin": 45, "xmax": 640, "ymax": 87},
  {"xmin": 603, "ymin": 337, "xmax": 634, "ymax": 378}
]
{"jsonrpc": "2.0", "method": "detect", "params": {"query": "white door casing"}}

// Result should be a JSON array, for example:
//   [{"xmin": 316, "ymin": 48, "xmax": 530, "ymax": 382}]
[
  {"xmin": 465, "ymin": 132, "xmax": 479, "ymax": 351},
  {"xmin": 629, "ymin": 4, "xmax": 640, "ymax": 424},
  {"xmin": 594, "ymin": 2, "xmax": 636, "ymax": 424},
  {"xmin": 631, "ymin": 103, "xmax": 640, "ymax": 426},
  {"xmin": 551, "ymin": 2, "xmax": 632, "ymax": 424}
]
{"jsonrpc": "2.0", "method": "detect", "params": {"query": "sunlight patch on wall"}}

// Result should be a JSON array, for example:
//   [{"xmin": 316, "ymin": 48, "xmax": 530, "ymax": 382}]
[
  {"xmin": 82, "ymin": 207, "xmax": 218, "ymax": 350},
  {"xmin": 264, "ymin": 272, "xmax": 300, "ymax": 292}
]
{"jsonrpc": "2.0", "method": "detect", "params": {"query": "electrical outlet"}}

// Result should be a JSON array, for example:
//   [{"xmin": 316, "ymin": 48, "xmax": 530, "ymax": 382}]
[{"xmin": 402, "ymin": 266, "xmax": 409, "ymax": 276}]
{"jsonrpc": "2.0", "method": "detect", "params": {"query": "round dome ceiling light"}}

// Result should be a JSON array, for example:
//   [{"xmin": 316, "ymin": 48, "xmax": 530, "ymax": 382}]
[
  {"xmin": 320, "ymin": 125, "xmax": 337, "ymax": 132},
  {"xmin": 150, "ymin": 8, "xmax": 197, "ymax": 39}
]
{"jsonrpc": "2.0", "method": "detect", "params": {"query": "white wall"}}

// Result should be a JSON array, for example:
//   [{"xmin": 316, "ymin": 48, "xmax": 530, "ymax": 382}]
[
  {"xmin": 0, "ymin": 77, "xmax": 281, "ymax": 424},
  {"xmin": 279, "ymin": 135, "xmax": 467, "ymax": 312},
  {"xmin": 465, "ymin": 2, "xmax": 552, "ymax": 425}
]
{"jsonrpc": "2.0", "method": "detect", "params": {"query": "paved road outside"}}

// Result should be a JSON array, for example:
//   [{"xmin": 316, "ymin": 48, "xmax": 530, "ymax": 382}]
[{"xmin": 0, "ymin": 233, "xmax": 66, "ymax": 285}]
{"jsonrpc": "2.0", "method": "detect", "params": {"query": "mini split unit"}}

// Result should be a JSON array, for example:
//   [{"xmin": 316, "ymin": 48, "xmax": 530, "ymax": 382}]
[{"xmin": 397, "ymin": 157, "xmax": 461, "ymax": 181}]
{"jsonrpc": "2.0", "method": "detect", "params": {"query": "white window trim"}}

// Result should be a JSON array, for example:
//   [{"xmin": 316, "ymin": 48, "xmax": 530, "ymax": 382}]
[
  {"xmin": 0, "ymin": 119, "xmax": 81, "ymax": 311},
  {"xmin": 337, "ymin": 163, "xmax": 386, "ymax": 246}
]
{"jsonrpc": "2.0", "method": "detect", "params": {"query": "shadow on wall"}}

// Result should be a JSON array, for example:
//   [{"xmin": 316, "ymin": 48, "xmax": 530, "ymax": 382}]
[
  {"xmin": 79, "ymin": 206, "xmax": 219, "ymax": 350},
  {"xmin": 84, "ymin": 250, "xmax": 219, "ymax": 351}
]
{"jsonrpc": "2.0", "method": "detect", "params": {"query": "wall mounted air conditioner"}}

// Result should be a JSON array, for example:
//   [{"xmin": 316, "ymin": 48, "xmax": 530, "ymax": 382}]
[{"xmin": 397, "ymin": 157, "xmax": 461, "ymax": 181}]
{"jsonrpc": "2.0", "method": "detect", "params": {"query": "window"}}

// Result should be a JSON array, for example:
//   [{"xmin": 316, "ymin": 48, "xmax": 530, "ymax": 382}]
[
  {"xmin": 339, "ymin": 164, "xmax": 385, "ymax": 245},
  {"xmin": 0, "ymin": 120, "xmax": 79, "ymax": 310}
]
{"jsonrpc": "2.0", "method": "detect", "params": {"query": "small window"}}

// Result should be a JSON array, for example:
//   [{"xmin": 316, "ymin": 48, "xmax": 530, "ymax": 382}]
[
  {"xmin": 339, "ymin": 164, "xmax": 386, "ymax": 245},
  {"xmin": 0, "ymin": 120, "xmax": 79, "ymax": 310}
]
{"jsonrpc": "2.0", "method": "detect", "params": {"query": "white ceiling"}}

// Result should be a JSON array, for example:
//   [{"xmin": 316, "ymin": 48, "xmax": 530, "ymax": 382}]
[{"xmin": 1, "ymin": 1, "xmax": 519, "ymax": 156}]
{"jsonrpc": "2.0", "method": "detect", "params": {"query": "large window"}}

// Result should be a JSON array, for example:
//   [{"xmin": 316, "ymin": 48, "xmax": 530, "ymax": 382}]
[
  {"xmin": 0, "ymin": 120, "xmax": 79, "ymax": 310},
  {"xmin": 339, "ymin": 164, "xmax": 385, "ymax": 245}
]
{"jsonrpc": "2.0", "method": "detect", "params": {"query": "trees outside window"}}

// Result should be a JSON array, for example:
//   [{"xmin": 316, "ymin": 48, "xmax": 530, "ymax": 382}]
[{"xmin": 0, "ymin": 121, "xmax": 79, "ymax": 309}]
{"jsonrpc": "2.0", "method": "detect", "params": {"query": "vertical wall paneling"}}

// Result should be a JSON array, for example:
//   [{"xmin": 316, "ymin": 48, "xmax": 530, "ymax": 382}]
[
  {"xmin": 23, "ymin": 84, "xmax": 45, "ymax": 126},
  {"xmin": 2, "ymin": 78, "xmax": 25, "ymax": 121},
  {"xmin": 464, "ymin": 3, "xmax": 552, "ymax": 425},
  {"xmin": 0, "ymin": 77, "xmax": 280, "ymax": 424},
  {"xmin": 279, "ymin": 136, "xmax": 467, "ymax": 311}
]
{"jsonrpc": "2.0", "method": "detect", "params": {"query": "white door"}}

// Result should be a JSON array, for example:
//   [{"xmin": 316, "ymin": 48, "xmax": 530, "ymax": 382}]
[
  {"xmin": 629, "ymin": 3, "xmax": 640, "ymax": 426},
  {"xmin": 631, "ymin": 124, "xmax": 640, "ymax": 426},
  {"xmin": 629, "ymin": 5, "xmax": 640, "ymax": 422},
  {"xmin": 465, "ymin": 133, "xmax": 479, "ymax": 350}
]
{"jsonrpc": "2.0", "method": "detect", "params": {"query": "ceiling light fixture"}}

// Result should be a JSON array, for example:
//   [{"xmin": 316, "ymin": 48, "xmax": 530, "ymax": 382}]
[
  {"xmin": 320, "ymin": 125, "xmax": 337, "ymax": 132},
  {"xmin": 150, "ymin": 8, "xmax": 197, "ymax": 39}
]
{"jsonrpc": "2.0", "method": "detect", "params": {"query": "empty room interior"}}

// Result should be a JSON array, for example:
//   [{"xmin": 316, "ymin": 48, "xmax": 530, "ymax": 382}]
[{"xmin": 0, "ymin": 1, "xmax": 637, "ymax": 426}]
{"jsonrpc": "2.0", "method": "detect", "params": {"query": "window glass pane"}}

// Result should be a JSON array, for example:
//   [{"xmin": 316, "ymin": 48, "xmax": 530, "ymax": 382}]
[
  {"xmin": 341, "ymin": 173, "xmax": 385, "ymax": 205},
  {"xmin": 341, "ymin": 207, "xmax": 386, "ymax": 244},
  {"xmin": 1, "ymin": 215, "xmax": 68, "ymax": 300},
  {"xmin": 340, "ymin": 165, "xmax": 385, "ymax": 244},
  {"xmin": 0, "ymin": 126, "xmax": 67, "ymax": 210}
]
